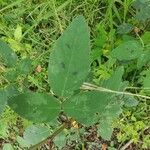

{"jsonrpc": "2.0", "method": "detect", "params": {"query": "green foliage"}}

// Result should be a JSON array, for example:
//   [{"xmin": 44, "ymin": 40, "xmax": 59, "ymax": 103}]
[
  {"xmin": 48, "ymin": 15, "xmax": 90, "ymax": 98},
  {"xmin": 2, "ymin": 143, "xmax": 14, "ymax": 150},
  {"xmin": 123, "ymin": 96, "xmax": 139, "ymax": 107},
  {"xmin": 1, "ymin": 0, "xmax": 150, "ymax": 148},
  {"xmin": 0, "ymin": 14, "xmax": 142, "ymax": 147},
  {"xmin": 64, "ymin": 67, "xmax": 127, "ymax": 140},
  {"xmin": 8, "ymin": 92, "xmax": 60, "ymax": 122},
  {"xmin": 111, "ymin": 40, "xmax": 143, "ymax": 60},
  {"xmin": 133, "ymin": 0, "xmax": 150, "ymax": 21},
  {"xmin": 141, "ymin": 31, "xmax": 150, "ymax": 44},
  {"xmin": 117, "ymin": 23, "xmax": 133, "ymax": 34},
  {"xmin": 17, "ymin": 125, "xmax": 52, "ymax": 148},
  {"xmin": 14, "ymin": 25, "xmax": 22, "ymax": 42},
  {"xmin": 0, "ymin": 89, "xmax": 7, "ymax": 115},
  {"xmin": 0, "ymin": 40, "xmax": 17, "ymax": 67}
]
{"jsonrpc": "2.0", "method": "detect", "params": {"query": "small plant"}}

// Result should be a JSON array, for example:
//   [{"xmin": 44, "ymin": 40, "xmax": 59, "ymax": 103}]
[{"xmin": 0, "ymin": 15, "xmax": 142, "ymax": 149}]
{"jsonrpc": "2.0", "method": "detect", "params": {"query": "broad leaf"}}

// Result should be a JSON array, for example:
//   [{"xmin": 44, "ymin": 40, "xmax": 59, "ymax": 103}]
[
  {"xmin": 141, "ymin": 31, "xmax": 150, "ymax": 44},
  {"xmin": 133, "ymin": 0, "xmax": 150, "ymax": 21},
  {"xmin": 48, "ymin": 15, "xmax": 90, "ymax": 98},
  {"xmin": 0, "ymin": 40, "xmax": 17, "ymax": 67},
  {"xmin": 98, "ymin": 121, "xmax": 113, "ymax": 140},
  {"xmin": 4, "ymin": 58, "xmax": 32, "ymax": 82},
  {"xmin": 0, "ymin": 85, "xmax": 19, "ymax": 116},
  {"xmin": 17, "ymin": 125, "xmax": 52, "ymax": 148},
  {"xmin": 8, "ymin": 92, "xmax": 60, "ymax": 122},
  {"xmin": 123, "ymin": 96, "xmax": 139, "ymax": 107},
  {"xmin": 4, "ymin": 69, "xmax": 19, "ymax": 82},
  {"xmin": 117, "ymin": 23, "xmax": 133, "ymax": 34},
  {"xmin": 0, "ymin": 89, "xmax": 7, "ymax": 116},
  {"xmin": 53, "ymin": 132, "xmax": 66, "ymax": 149},
  {"xmin": 64, "ymin": 67, "xmax": 127, "ymax": 140},
  {"xmin": 17, "ymin": 57, "xmax": 32, "ymax": 75},
  {"xmin": 3, "ymin": 143, "xmax": 14, "ymax": 150},
  {"xmin": 111, "ymin": 40, "xmax": 143, "ymax": 61},
  {"xmin": 137, "ymin": 49, "xmax": 150, "ymax": 68},
  {"xmin": 5, "ymin": 85, "xmax": 20, "ymax": 98}
]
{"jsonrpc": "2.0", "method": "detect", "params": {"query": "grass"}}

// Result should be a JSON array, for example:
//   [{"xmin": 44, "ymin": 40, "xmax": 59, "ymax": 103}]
[{"xmin": 0, "ymin": 0, "xmax": 150, "ymax": 149}]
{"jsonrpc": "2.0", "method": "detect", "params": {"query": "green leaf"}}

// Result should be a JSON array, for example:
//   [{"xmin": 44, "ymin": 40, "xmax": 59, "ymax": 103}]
[
  {"xmin": 14, "ymin": 25, "xmax": 22, "ymax": 42},
  {"xmin": 0, "ymin": 122, "xmax": 8, "ymax": 138},
  {"xmin": 0, "ymin": 40, "xmax": 18, "ymax": 67},
  {"xmin": 64, "ymin": 91, "xmax": 103, "ymax": 125},
  {"xmin": 137, "ymin": 49, "xmax": 150, "ymax": 68},
  {"xmin": 8, "ymin": 92, "xmax": 60, "ymax": 122},
  {"xmin": 98, "ymin": 121, "xmax": 113, "ymax": 140},
  {"xmin": 5, "ymin": 85, "xmax": 20, "ymax": 99},
  {"xmin": 53, "ymin": 132, "xmax": 66, "ymax": 149},
  {"xmin": 64, "ymin": 90, "xmax": 123, "ymax": 132},
  {"xmin": 4, "ymin": 58, "xmax": 32, "ymax": 82},
  {"xmin": 17, "ymin": 125, "xmax": 52, "ymax": 148},
  {"xmin": 123, "ymin": 96, "xmax": 139, "ymax": 107},
  {"xmin": 3, "ymin": 143, "xmax": 14, "ymax": 150},
  {"xmin": 108, "ymin": 147, "xmax": 117, "ymax": 150},
  {"xmin": 0, "ymin": 89, "xmax": 7, "ymax": 116},
  {"xmin": 4, "ymin": 69, "xmax": 19, "ymax": 82},
  {"xmin": 141, "ymin": 31, "xmax": 150, "ymax": 44},
  {"xmin": 111, "ymin": 40, "xmax": 143, "ymax": 61},
  {"xmin": 0, "ymin": 85, "xmax": 19, "ymax": 116},
  {"xmin": 133, "ymin": 0, "xmax": 150, "ymax": 21},
  {"xmin": 48, "ymin": 15, "xmax": 90, "ymax": 98},
  {"xmin": 95, "ymin": 25, "xmax": 107, "ymax": 47},
  {"xmin": 17, "ymin": 136, "xmax": 30, "ymax": 148},
  {"xmin": 117, "ymin": 23, "xmax": 133, "ymax": 34},
  {"xmin": 101, "ymin": 67, "xmax": 125, "ymax": 90},
  {"xmin": 18, "ymin": 57, "xmax": 32, "ymax": 75},
  {"xmin": 64, "ymin": 67, "xmax": 126, "ymax": 139},
  {"xmin": 142, "ymin": 70, "xmax": 150, "ymax": 88}
]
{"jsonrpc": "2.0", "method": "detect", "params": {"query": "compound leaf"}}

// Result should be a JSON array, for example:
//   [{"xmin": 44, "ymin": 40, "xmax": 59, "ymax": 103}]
[
  {"xmin": 8, "ymin": 92, "xmax": 60, "ymax": 123},
  {"xmin": 48, "ymin": 15, "xmax": 90, "ymax": 98},
  {"xmin": 0, "ymin": 40, "xmax": 17, "ymax": 67}
]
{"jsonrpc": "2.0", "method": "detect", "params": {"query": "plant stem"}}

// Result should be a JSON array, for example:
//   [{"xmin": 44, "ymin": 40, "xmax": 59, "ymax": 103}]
[
  {"xmin": 120, "ymin": 139, "xmax": 133, "ymax": 150},
  {"xmin": 29, "ymin": 123, "xmax": 67, "ymax": 150},
  {"xmin": 81, "ymin": 82, "xmax": 150, "ymax": 100}
]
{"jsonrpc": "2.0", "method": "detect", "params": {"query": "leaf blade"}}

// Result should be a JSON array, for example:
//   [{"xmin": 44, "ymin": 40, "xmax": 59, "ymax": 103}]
[
  {"xmin": 48, "ymin": 15, "xmax": 90, "ymax": 98},
  {"xmin": 8, "ymin": 92, "xmax": 60, "ymax": 123},
  {"xmin": 0, "ymin": 40, "xmax": 18, "ymax": 67}
]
